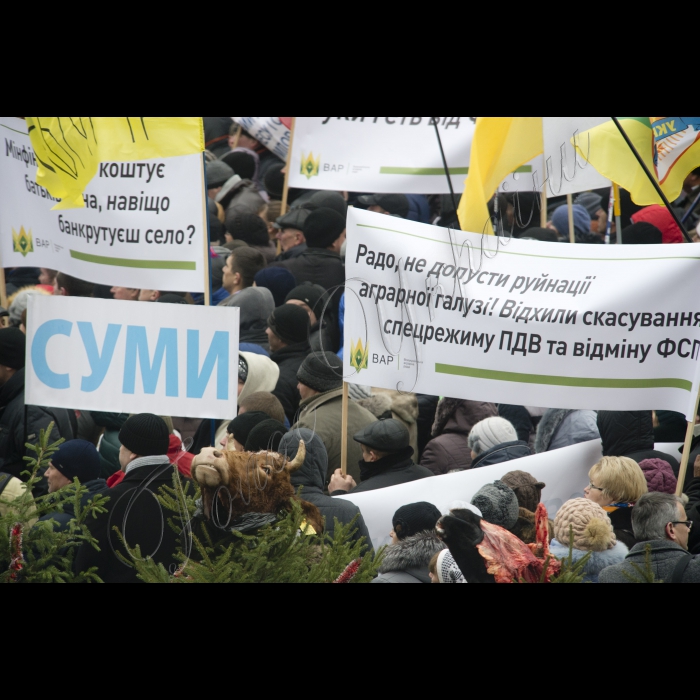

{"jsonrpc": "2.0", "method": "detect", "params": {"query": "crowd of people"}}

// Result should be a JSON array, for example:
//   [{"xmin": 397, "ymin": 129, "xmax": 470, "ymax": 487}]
[{"xmin": 1, "ymin": 117, "xmax": 699, "ymax": 583}]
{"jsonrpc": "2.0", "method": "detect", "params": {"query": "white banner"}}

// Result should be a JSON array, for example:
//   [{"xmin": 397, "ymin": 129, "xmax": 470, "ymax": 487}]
[
  {"xmin": 26, "ymin": 296, "xmax": 239, "ymax": 420},
  {"xmin": 340, "ymin": 439, "xmax": 603, "ymax": 551},
  {"xmin": 344, "ymin": 208, "xmax": 700, "ymax": 419},
  {"xmin": 231, "ymin": 117, "xmax": 292, "ymax": 161},
  {"xmin": 0, "ymin": 118, "xmax": 207, "ymax": 292}
]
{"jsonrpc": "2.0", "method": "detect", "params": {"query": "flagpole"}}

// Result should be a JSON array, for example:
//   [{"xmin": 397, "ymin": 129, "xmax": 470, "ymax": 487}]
[
  {"xmin": 677, "ymin": 386, "xmax": 700, "ymax": 497},
  {"xmin": 340, "ymin": 381, "xmax": 349, "ymax": 477},
  {"xmin": 432, "ymin": 120, "xmax": 461, "ymax": 229},
  {"xmin": 566, "ymin": 194, "xmax": 576, "ymax": 244},
  {"xmin": 610, "ymin": 117, "xmax": 692, "ymax": 243},
  {"xmin": 280, "ymin": 117, "xmax": 296, "ymax": 216}
]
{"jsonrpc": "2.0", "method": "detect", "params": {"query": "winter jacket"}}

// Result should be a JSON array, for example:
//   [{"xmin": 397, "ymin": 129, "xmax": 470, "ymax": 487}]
[
  {"xmin": 599, "ymin": 540, "xmax": 700, "ymax": 583},
  {"xmin": 372, "ymin": 531, "xmax": 445, "ymax": 583},
  {"xmin": 37, "ymin": 478, "xmax": 107, "ymax": 532},
  {"xmin": 597, "ymin": 410, "xmax": 680, "ymax": 474},
  {"xmin": 218, "ymin": 286, "xmax": 275, "ymax": 349},
  {"xmin": 416, "ymin": 394, "xmax": 439, "ymax": 458},
  {"xmin": 549, "ymin": 539, "xmax": 629, "ymax": 583},
  {"xmin": 293, "ymin": 389, "xmax": 377, "ymax": 484},
  {"xmin": 606, "ymin": 507, "xmax": 638, "ymax": 550},
  {"xmin": 279, "ymin": 429, "xmax": 371, "ymax": 549},
  {"xmin": 0, "ymin": 369, "xmax": 76, "ymax": 496},
  {"xmin": 421, "ymin": 400, "xmax": 498, "ymax": 475},
  {"xmin": 340, "ymin": 447, "xmax": 434, "ymax": 496},
  {"xmin": 219, "ymin": 178, "xmax": 265, "ymax": 218},
  {"xmin": 470, "ymin": 441, "xmax": 533, "ymax": 470},
  {"xmin": 498, "ymin": 405, "xmax": 534, "ymax": 445},
  {"xmin": 357, "ymin": 391, "xmax": 420, "ymax": 457},
  {"xmin": 535, "ymin": 409, "xmax": 600, "ymax": 453},
  {"xmin": 74, "ymin": 461, "xmax": 182, "ymax": 583},
  {"xmin": 275, "ymin": 243, "xmax": 308, "ymax": 263},
  {"xmin": 270, "ymin": 248, "xmax": 345, "ymax": 300},
  {"xmin": 684, "ymin": 476, "xmax": 700, "ymax": 554},
  {"xmin": 405, "ymin": 194, "xmax": 431, "ymax": 224},
  {"xmin": 654, "ymin": 411, "xmax": 688, "ymax": 443},
  {"xmin": 270, "ymin": 340, "xmax": 312, "ymax": 424}
]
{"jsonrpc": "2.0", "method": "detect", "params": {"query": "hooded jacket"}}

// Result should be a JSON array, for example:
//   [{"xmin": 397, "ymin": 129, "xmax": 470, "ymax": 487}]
[
  {"xmin": 597, "ymin": 411, "xmax": 680, "ymax": 474},
  {"xmin": 549, "ymin": 539, "xmax": 629, "ymax": 583},
  {"xmin": 421, "ymin": 400, "xmax": 498, "ymax": 475},
  {"xmin": 279, "ymin": 429, "xmax": 371, "ymax": 548},
  {"xmin": 535, "ymin": 409, "xmax": 600, "ymax": 453},
  {"xmin": 37, "ymin": 478, "xmax": 108, "ymax": 532},
  {"xmin": 470, "ymin": 440, "xmax": 533, "ymax": 470},
  {"xmin": 270, "ymin": 340, "xmax": 311, "ymax": 425},
  {"xmin": 293, "ymin": 389, "xmax": 377, "ymax": 484},
  {"xmin": 218, "ymin": 286, "xmax": 275, "ymax": 348},
  {"xmin": 372, "ymin": 531, "xmax": 445, "ymax": 583},
  {"xmin": 0, "ymin": 369, "xmax": 75, "ymax": 496}
]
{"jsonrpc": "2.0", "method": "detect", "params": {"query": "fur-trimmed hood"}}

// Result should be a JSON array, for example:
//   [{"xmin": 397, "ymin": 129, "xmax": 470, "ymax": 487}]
[
  {"xmin": 378, "ymin": 531, "xmax": 445, "ymax": 575},
  {"xmin": 535, "ymin": 409, "xmax": 573, "ymax": 453},
  {"xmin": 356, "ymin": 394, "xmax": 393, "ymax": 420},
  {"xmin": 535, "ymin": 408, "xmax": 599, "ymax": 454},
  {"xmin": 432, "ymin": 399, "xmax": 498, "ymax": 438},
  {"xmin": 549, "ymin": 539, "xmax": 629, "ymax": 582}
]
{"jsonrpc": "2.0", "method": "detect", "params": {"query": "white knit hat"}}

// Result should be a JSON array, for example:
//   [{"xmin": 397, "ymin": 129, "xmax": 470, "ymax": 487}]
[
  {"xmin": 436, "ymin": 550, "xmax": 467, "ymax": 584},
  {"xmin": 468, "ymin": 416, "xmax": 518, "ymax": 455}
]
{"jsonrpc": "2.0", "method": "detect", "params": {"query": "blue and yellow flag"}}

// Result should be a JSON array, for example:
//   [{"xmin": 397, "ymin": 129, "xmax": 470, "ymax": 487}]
[{"xmin": 26, "ymin": 117, "xmax": 204, "ymax": 209}]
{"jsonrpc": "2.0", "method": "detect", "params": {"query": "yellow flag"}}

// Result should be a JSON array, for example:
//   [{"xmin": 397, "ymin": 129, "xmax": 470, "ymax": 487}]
[
  {"xmin": 458, "ymin": 118, "xmax": 543, "ymax": 235},
  {"xmin": 25, "ymin": 117, "xmax": 205, "ymax": 210}
]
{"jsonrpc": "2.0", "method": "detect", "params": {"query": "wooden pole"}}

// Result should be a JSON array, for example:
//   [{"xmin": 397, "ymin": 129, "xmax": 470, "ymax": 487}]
[
  {"xmin": 230, "ymin": 125, "xmax": 241, "ymax": 152},
  {"xmin": 0, "ymin": 266, "xmax": 8, "ymax": 312},
  {"xmin": 613, "ymin": 183, "xmax": 623, "ymax": 245},
  {"xmin": 676, "ymin": 388, "xmax": 700, "ymax": 497},
  {"xmin": 566, "ymin": 193, "xmax": 576, "ymax": 244},
  {"xmin": 201, "ymin": 154, "xmax": 211, "ymax": 307},
  {"xmin": 540, "ymin": 179, "xmax": 548, "ymax": 228},
  {"xmin": 340, "ymin": 381, "xmax": 349, "ymax": 476},
  {"xmin": 280, "ymin": 117, "xmax": 296, "ymax": 216}
]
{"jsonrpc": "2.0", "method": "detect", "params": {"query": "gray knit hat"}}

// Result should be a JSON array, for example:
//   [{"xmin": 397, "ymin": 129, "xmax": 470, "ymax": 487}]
[
  {"xmin": 207, "ymin": 160, "xmax": 234, "ymax": 189},
  {"xmin": 471, "ymin": 480, "xmax": 520, "ymax": 530},
  {"xmin": 468, "ymin": 416, "xmax": 518, "ymax": 456},
  {"xmin": 297, "ymin": 351, "xmax": 343, "ymax": 394}
]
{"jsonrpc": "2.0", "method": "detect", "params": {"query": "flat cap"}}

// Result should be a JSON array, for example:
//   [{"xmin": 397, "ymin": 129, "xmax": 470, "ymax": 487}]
[{"xmin": 353, "ymin": 419, "xmax": 409, "ymax": 452}]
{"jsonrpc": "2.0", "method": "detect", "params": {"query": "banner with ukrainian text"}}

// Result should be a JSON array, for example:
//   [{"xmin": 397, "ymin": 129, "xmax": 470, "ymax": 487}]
[
  {"xmin": 344, "ymin": 208, "xmax": 700, "ymax": 419},
  {"xmin": 0, "ymin": 117, "xmax": 207, "ymax": 292}
]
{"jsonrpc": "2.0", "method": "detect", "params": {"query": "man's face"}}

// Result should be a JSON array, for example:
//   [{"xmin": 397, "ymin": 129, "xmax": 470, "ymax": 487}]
[
  {"xmin": 139, "ymin": 289, "xmax": 159, "ymax": 302},
  {"xmin": 297, "ymin": 382, "xmax": 317, "ymax": 402},
  {"xmin": 0, "ymin": 365, "xmax": 15, "ymax": 387},
  {"xmin": 208, "ymin": 187, "xmax": 222, "ymax": 200},
  {"xmin": 119, "ymin": 444, "xmax": 134, "ymax": 472},
  {"xmin": 45, "ymin": 463, "xmax": 72, "ymax": 494},
  {"xmin": 276, "ymin": 227, "xmax": 304, "ymax": 253},
  {"xmin": 669, "ymin": 505, "xmax": 691, "ymax": 551},
  {"xmin": 266, "ymin": 327, "xmax": 285, "ymax": 353},
  {"xmin": 222, "ymin": 255, "xmax": 239, "ymax": 293},
  {"xmin": 360, "ymin": 445, "xmax": 377, "ymax": 463},
  {"xmin": 111, "ymin": 287, "xmax": 139, "ymax": 301},
  {"xmin": 286, "ymin": 299, "xmax": 317, "ymax": 326}
]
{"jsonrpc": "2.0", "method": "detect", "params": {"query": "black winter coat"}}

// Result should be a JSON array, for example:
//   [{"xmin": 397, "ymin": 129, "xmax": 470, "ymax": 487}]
[
  {"xmin": 607, "ymin": 507, "xmax": 638, "ymax": 550},
  {"xmin": 74, "ymin": 462, "xmax": 182, "ymax": 583},
  {"xmin": 270, "ymin": 249, "xmax": 345, "ymax": 299},
  {"xmin": 0, "ymin": 369, "xmax": 76, "ymax": 496},
  {"xmin": 597, "ymin": 411, "xmax": 680, "ymax": 474},
  {"xmin": 37, "ymin": 479, "xmax": 107, "ymax": 532},
  {"xmin": 275, "ymin": 243, "xmax": 307, "ymax": 262},
  {"xmin": 270, "ymin": 340, "xmax": 311, "ymax": 424},
  {"xmin": 685, "ymin": 476, "xmax": 700, "ymax": 554},
  {"xmin": 337, "ymin": 448, "xmax": 433, "ymax": 495},
  {"xmin": 470, "ymin": 441, "xmax": 533, "ymax": 470}
]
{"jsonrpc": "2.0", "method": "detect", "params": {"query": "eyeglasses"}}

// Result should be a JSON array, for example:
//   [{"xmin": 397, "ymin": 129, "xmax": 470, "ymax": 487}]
[
  {"xmin": 587, "ymin": 483, "xmax": 604, "ymax": 492},
  {"xmin": 671, "ymin": 521, "xmax": 693, "ymax": 532}
]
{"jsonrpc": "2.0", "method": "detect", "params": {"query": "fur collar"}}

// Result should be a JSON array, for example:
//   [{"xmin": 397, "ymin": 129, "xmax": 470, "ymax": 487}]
[
  {"xmin": 534, "ymin": 409, "xmax": 573, "ymax": 453},
  {"xmin": 378, "ymin": 531, "xmax": 445, "ymax": 573}
]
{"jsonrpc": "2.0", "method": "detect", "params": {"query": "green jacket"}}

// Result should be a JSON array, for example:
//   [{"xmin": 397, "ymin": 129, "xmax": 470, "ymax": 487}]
[{"xmin": 293, "ymin": 388, "xmax": 377, "ymax": 485}]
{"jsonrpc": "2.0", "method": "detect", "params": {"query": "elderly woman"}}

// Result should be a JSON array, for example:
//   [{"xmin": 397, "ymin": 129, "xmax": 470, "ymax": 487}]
[{"xmin": 584, "ymin": 456, "xmax": 648, "ymax": 549}]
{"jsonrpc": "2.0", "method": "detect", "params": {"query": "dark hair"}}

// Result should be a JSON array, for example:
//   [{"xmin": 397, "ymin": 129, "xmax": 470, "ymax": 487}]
[
  {"xmin": 229, "ymin": 248, "xmax": 265, "ymax": 288},
  {"xmin": 239, "ymin": 392, "xmax": 286, "ymax": 425},
  {"xmin": 55, "ymin": 272, "xmax": 94, "ymax": 298},
  {"xmin": 692, "ymin": 167, "xmax": 700, "ymax": 177}
]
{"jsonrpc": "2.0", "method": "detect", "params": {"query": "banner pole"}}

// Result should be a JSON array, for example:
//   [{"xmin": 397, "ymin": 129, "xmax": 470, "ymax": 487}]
[
  {"xmin": 677, "ymin": 388, "xmax": 700, "ymax": 497},
  {"xmin": 613, "ymin": 183, "xmax": 623, "ymax": 245},
  {"xmin": 432, "ymin": 120, "xmax": 460, "ymax": 227},
  {"xmin": 280, "ymin": 117, "xmax": 296, "ymax": 216},
  {"xmin": 0, "ymin": 265, "xmax": 7, "ymax": 313},
  {"xmin": 201, "ymin": 154, "xmax": 212, "ymax": 307},
  {"xmin": 566, "ymin": 193, "xmax": 576, "ymax": 244},
  {"xmin": 604, "ymin": 185, "xmax": 615, "ymax": 245},
  {"xmin": 340, "ymin": 381, "xmax": 349, "ymax": 477},
  {"xmin": 610, "ymin": 117, "xmax": 692, "ymax": 243},
  {"xmin": 540, "ymin": 180, "xmax": 548, "ymax": 228}
]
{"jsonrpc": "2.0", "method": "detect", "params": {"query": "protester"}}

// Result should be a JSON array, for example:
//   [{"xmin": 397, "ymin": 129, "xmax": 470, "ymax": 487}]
[
  {"xmin": 584, "ymin": 456, "xmax": 649, "ymax": 549},
  {"xmin": 358, "ymin": 193, "xmax": 410, "ymax": 219},
  {"xmin": 500, "ymin": 470, "xmax": 552, "ymax": 545},
  {"xmin": 468, "ymin": 416, "xmax": 532, "ymax": 469},
  {"xmin": 244, "ymin": 419, "xmax": 287, "ymax": 452},
  {"xmin": 53, "ymin": 273, "xmax": 94, "ymax": 298},
  {"xmin": 75, "ymin": 414, "xmax": 181, "ymax": 583},
  {"xmin": 206, "ymin": 159, "xmax": 234, "ymax": 199},
  {"xmin": 274, "ymin": 208, "xmax": 310, "ymax": 261},
  {"xmin": 599, "ymin": 493, "xmax": 699, "ymax": 583},
  {"xmin": 293, "ymin": 352, "xmax": 377, "ymax": 483},
  {"xmin": 638, "ymin": 458, "xmax": 678, "ymax": 495},
  {"xmin": 430, "ymin": 549, "xmax": 466, "ymax": 584},
  {"xmin": 597, "ymin": 411, "xmax": 680, "ymax": 476},
  {"xmin": 550, "ymin": 498, "xmax": 628, "ymax": 582},
  {"xmin": 238, "ymin": 392, "xmax": 286, "ymax": 425},
  {"xmin": 534, "ymin": 408, "xmax": 600, "ymax": 453},
  {"xmin": 38, "ymin": 440, "xmax": 106, "ymax": 531},
  {"xmin": 267, "ymin": 305, "xmax": 311, "ymax": 424},
  {"xmin": 308, "ymin": 191, "xmax": 348, "ymax": 217},
  {"xmin": 0, "ymin": 328, "xmax": 75, "ymax": 496},
  {"xmin": 279, "ymin": 430, "xmax": 371, "ymax": 547},
  {"xmin": 471, "ymin": 481, "xmax": 520, "ymax": 531},
  {"xmin": 224, "ymin": 412, "xmax": 270, "ymax": 451},
  {"xmin": 285, "ymin": 283, "xmax": 338, "ymax": 353},
  {"xmin": 550, "ymin": 204, "xmax": 601, "ymax": 244},
  {"xmin": 0, "ymin": 472, "xmax": 32, "ymax": 519},
  {"xmin": 329, "ymin": 419, "xmax": 433, "ymax": 496},
  {"xmin": 653, "ymin": 410, "xmax": 687, "ymax": 443},
  {"xmin": 254, "ymin": 268, "xmax": 297, "ymax": 307},
  {"xmin": 110, "ymin": 287, "xmax": 140, "ymax": 301},
  {"xmin": 225, "ymin": 211, "xmax": 277, "ymax": 264},
  {"xmin": 631, "ymin": 204, "xmax": 684, "ymax": 244},
  {"xmin": 498, "ymin": 404, "xmax": 534, "ymax": 445},
  {"xmin": 421, "ymin": 400, "xmax": 498, "ymax": 475},
  {"xmin": 575, "ymin": 191, "xmax": 607, "ymax": 235},
  {"xmin": 621, "ymin": 222, "xmax": 663, "ymax": 245}
]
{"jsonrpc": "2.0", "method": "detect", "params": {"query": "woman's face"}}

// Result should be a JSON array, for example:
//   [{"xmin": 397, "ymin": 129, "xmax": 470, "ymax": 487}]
[{"xmin": 584, "ymin": 472, "xmax": 612, "ymax": 506}]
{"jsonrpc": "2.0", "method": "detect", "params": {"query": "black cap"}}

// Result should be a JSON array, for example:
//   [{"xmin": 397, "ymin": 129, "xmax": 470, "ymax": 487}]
[
  {"xmin": 285, "ymin": 283, "xmax": 329, "ymax": 318},
  {"xmin": 244, "ymin": 419, "xmax": 287, "ymax": 453},
  {"xmin": 207, "ymin": 160, "xmax": 234, "ymax": 189},
  {"xmin": 276, "ymin": 207, "xmax": 312, "ymax": 233},
  {"xmin": 221, "ymin": 150, "xmax": 256, "ymax": 180},
  {"xmin": 227, "ymin": 411, "xmax": 269, "ymax": 446},
  {"xmin": 354, "ymin": 419, "xmax": 409, "ymax": 452},
  {"xmin": 308, "ymin": 191, "xmax": 348, "ymax": 217},
  {"xmin": 621, "ymin": 222, "xmax": 663, "ymax": 245},
  {"xmin": 392, "ymin": 502, "xmax": 442, "ymax": 540},
  {"xmin": 358, "ymin": 194, "xmax": 410, "ymax": 219},
  {"xmin": 267, "ymin": 304, "xmax": 310, "ymax": 346},
  {"xmin": 304, "ymin": 208, "xmax": 346, "ymax": 249},
  {"xmin": 119, "ymin": 414, "xmax": 170, "ymax": 457},
  {"xmin": 0, "ymin": 327, "xmax": 26, "ymax": 370},
  {"xmin": 264, "ymin": 162, "xmax": 285, "ymax": 200}
]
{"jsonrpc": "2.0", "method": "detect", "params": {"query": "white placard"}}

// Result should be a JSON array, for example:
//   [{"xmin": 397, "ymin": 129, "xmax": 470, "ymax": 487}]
[
  {"xmin": 26, "ymin": 296, "xmax": 239, "ymax": 420},
  {"xmin": 344, "ymin": 208, "xmax": 700, "ymax": 419},
  {"xmin": 340, "ymin": 439, "xmax": 603, "ymax": 551},
  {"xmin": 0, "ymin": 117, "xmax": 207, "ymax": 292}
]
